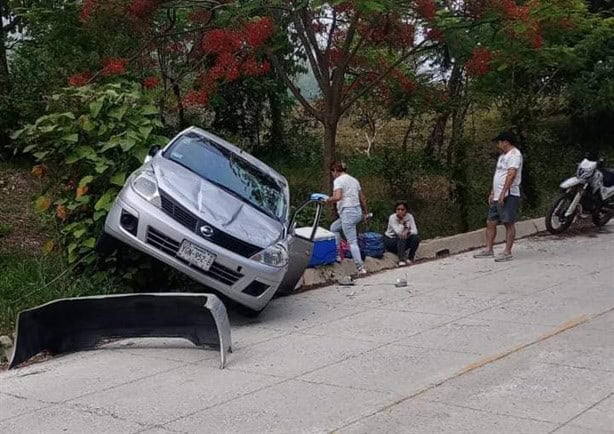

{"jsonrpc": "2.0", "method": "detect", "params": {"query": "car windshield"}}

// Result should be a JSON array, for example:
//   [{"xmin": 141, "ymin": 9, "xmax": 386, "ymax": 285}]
[{"xmin": 165, "ymin": 132, "xmax": 287, "ymax": 220}]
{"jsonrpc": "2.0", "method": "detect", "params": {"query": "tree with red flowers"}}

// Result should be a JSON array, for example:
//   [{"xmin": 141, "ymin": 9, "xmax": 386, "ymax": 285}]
[
  {"xmin": 250, "ymin": 0, "xmax": 445, "ymax": 188},
  {"xmin": 73, "ymin": 1, "xmax": 277, "ymax": 127}
]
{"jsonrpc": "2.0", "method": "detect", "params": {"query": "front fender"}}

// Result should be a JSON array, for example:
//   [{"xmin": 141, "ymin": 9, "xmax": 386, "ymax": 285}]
[{"xmin": 560, "ymin": 176, "xmax": 583, "ymax": 190}]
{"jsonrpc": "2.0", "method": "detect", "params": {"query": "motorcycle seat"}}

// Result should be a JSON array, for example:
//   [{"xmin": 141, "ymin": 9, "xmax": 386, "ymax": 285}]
[{"xmin": 602, "ymin": 169, "xmax": 614, "ymax": 188}]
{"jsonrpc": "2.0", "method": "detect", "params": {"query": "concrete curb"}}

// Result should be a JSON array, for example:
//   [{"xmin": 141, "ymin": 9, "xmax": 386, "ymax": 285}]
[{"xmin": 296, "ymin": 217, "xmax": 546, "ymax": 290}]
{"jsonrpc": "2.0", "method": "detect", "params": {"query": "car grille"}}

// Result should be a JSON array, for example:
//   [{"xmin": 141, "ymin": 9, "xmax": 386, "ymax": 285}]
[
  {"xmin": 159, "ymin": 190, "xmax": 262, "ymax": 258},
  {"xmin": 146, "ymin": 227, "xmax": 244, "ymax": 286}
]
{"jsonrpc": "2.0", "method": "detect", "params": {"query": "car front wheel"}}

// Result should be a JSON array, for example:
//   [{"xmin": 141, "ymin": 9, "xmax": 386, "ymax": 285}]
[{"xmin": 95, "ymin": 232, "xmax": 119, "ymax": 256}]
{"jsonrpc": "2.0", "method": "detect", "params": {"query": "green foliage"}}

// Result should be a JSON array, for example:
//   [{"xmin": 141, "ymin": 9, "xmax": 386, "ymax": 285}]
[
  {"xmin": 0, "ymin": 223, "xmax": 14, "ymax": 238},
  {"xmin": 0, "ymin": 251, "xmax": 128, "ymax": 335},
  {"xmin": 567, "ymin": 18, "xmax": 614, "ymax": 148},
  {"xmin": 12, "ymin": 81, "xmax": 168, "ymax": 263},
  {"xmin": 2, "ymin": 2, "xmax": 101, "ymax": 141}
]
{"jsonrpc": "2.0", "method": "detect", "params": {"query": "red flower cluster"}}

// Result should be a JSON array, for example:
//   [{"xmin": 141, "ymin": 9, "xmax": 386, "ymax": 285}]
[
  {"xmin": 242, "ymin": 57, "xmax": 271, "ymax": 76},
  {"xmin": 203, "ymin": 29, "xmax": 243, "ymax": 54},
  {"xmin": 392, "ymin": 70, "xmax": 417, "ymax": 94},
  {"xmin": 201, "ymin": 18, "xmax": 274, "ymax": 81},
  {"xmin": 80, "ymin": 0, "xmax": 97, "ymax": 22},
  {"xmin": 425, "ymin": 27, "xmax": 444, "ymax": 41},
  {"xmin": 68, "ymin": 71, "xmax": 92, "ymax": 87},
  {"xmin": 466, "ymin": 47, "xmax": 492, "ymax": 77},
  {"xmin": 332, "ymin": 1, "xmax": 356, "ymax": 15},
  {"xmin": 143, "ymin": 76, "xmax": 160, "ymax": 89},
  {"xmin": 530, "ymin": 33, "xmax": 543, "ymax": 49},
  {"xmin": 244, "ymin": 17, "xmax": 274, "ymax": 49},
  {"xmin": 101, "ymin": 58, "xmax": 127, "ymax": 76},
  {"xmin": 184, "ymin": 89, "xmax": 210, "ymax": 107},
  {"xmin": 127, "ymin": 0, "xmax": 156, "ymax": 21},
  {"xmin": 358, "ymin": 14, "xmax": 414, "ymax": 48},
  {"xmin": 188, "ymin": 9, "xmax": 212, "ymax": 23},
  {"xmin": 496, "ymin": 0, "xmax": 544, "ymax": 50},
  {"xmin": 499, "ymin": 0, "xmax": 529, "ymax": 21},
  {"xmin": 416, "ymin": 0, "xmax": 437, "ymax": 21}
]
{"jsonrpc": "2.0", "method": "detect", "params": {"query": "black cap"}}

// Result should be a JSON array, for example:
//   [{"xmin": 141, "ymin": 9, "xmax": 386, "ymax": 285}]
[{"xmin": 492, "ymin": 131, "xmax": 516, "ymax": 144}]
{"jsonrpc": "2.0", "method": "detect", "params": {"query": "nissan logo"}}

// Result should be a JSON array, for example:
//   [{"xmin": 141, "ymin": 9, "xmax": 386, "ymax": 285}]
[{"xmin": 200, "ymin": 225, "xmax": 214, "ymax": 238}]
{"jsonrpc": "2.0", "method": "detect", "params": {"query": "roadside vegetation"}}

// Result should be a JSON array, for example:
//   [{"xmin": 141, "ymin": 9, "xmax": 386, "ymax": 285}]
[{"xmin": 1, "ymin": 0, "xmax": 613, "ymax": 334}]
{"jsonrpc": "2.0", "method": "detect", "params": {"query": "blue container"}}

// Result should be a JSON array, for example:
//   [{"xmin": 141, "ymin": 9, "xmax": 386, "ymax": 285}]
[
  {"xmin": 359, "ymin": 232, "xmax": 385, "ymax": 258},
  {"xmin": 295, "ymin": 227, "xmax": 337, "ymax": 267}
]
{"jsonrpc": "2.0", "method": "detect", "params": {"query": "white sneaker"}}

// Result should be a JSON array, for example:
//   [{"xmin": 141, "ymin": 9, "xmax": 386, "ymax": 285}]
[
  {"xmin": 357, "ymin": 267, "xmax": 367, "ymax": 275},
  {"xmin": 336, "ymin": 255, "xmax": 343, "ymax": 263},
  {"xmin": 398, "ymin": 261, "xmax": 407, "ymax": 267}
]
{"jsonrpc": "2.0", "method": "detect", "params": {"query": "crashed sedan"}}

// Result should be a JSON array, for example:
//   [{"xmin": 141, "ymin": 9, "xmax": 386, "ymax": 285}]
[{"xmin": 98, "ymin": 126, "xmax": 323, "ymax": 314}]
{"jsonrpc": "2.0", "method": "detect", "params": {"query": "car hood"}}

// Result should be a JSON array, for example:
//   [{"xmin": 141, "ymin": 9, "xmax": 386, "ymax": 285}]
[{"xmin": 152, "ymin": 157, "xmax": 285, "ymax": 248}]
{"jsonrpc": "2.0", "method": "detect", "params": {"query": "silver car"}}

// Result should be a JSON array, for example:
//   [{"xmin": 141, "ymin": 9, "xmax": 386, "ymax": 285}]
[{"xmin": 99, "ymin": 127, "xmax": 324, "ymax": 314}]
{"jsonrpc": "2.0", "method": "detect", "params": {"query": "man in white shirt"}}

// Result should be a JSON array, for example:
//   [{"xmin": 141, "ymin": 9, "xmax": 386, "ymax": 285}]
[{"xmin": 474, "ymin": 131, "xmax": 523, "ymax": 262}]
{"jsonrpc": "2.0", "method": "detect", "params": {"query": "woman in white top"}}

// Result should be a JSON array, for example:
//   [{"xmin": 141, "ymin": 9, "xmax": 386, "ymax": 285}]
[
  {"xmin": 326, "ymin": 162, "xmax": 369, "ymax": 275},
  {"xmin": 384, "ymin": 200, "xmax": 420, "ymax": 266}
]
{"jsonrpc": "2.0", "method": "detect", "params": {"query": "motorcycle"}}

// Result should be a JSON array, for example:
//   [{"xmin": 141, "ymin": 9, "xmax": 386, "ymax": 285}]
[{"xmin": 546, "ymin": 158, "xmax": 614, "ymax": 234}]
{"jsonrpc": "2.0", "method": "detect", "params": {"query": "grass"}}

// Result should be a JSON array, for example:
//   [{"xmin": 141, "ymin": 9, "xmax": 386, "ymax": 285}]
[
  {"xmin": 0, "ymin": 223, "xmax": 14, "ymax": 237},
  {"xmin": 0, "ymin": 251, "xmax": 128, "ymax": 336}
]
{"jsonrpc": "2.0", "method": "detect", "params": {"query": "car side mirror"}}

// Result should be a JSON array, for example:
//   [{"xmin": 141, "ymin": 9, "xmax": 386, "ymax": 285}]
[
  {"xmin": 148, "ymin": 145, "xmax": 161, "ymax": 157},
  {"xmin": 144, "ymin": 145, "xmax": 161, "ymax": 163}
]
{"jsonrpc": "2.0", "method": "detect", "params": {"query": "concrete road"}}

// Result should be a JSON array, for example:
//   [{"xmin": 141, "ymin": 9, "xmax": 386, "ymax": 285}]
[{"xmin": 1, "ymin": 228, "xmax": 613, "ymax": 433}]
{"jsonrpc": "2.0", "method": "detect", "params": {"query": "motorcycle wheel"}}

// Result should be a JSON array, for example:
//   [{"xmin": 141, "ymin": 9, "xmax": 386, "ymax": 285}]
[
  {"xmin": 592, "ymin": 210, "xmax": 612, "ymax": 228},
  {"xmin": 545, "ymin": 194, "xmax": 575, "ymax": 234}
]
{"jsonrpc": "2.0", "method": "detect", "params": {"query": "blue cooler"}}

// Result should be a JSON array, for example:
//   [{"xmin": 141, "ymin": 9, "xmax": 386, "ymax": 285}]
[{"xmin": 295, "ymin": 226, "xmax": 337, "ymax": 268}]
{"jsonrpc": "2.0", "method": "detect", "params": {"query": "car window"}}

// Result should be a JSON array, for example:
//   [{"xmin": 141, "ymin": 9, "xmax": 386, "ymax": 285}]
[{"xmin": 165, "ymin": 133, "xmax": 287, "ymax": 220}]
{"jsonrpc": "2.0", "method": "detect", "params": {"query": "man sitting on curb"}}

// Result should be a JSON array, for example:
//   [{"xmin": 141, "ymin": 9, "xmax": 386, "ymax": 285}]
[{"xmin": 474, "ymin": 131, "xmax": 523, "ymax": 262}]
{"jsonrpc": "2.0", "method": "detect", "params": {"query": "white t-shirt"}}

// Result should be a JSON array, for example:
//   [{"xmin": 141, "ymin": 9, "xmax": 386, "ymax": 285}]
[
  {"xmin": 333, "ymin": 173, "xmax": 361, "ymax": 213},
  {"xmin": 493, "ymin": 147, "xmax": 523, "ymax": 198},
  {"xmin": 385, "ymin": 213, "xmax": 418, "ymax": 238}
]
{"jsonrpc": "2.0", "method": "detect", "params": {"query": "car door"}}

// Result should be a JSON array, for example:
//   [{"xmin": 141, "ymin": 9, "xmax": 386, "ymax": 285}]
[{"xmin": 277, "ymin": 198, "xmax": 324, "ymax": 294}]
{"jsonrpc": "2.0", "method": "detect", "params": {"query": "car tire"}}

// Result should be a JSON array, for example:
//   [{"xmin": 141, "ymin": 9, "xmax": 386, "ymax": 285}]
[{"xmin": 95, "ymin": 232, "xmax": 119, "ymax": 256}]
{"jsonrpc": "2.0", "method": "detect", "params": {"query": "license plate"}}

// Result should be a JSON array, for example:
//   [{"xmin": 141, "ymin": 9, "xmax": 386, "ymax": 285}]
[{"xmin": 177, "ymin": 240, "xmax": 216, "ymax": 271}]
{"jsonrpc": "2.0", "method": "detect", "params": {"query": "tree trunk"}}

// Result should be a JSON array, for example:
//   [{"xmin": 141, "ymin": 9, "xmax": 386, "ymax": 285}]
[
  {"xmin": 425, "ymin": 115, "xmax": 448, "ymax": 158},
  {"xmin": 0, "ymin": 11, "xmax": 13, "ymax": 151},
  {"xmin": 449, "ymin": 101, "xmax": 470, "ymax": 232},
  {"xmin": 402, "ymin": 113, "xmax": 418, "ymax": 153},
  {"xmin": 268, "ymin": 91, "xmax": 285, "ymax": 157},
  {"xmin": 172, "ymin": 82, "xmax": 186, "ymax": 128},
  {"xmin": 452, "ymin": 137, "xmax": 470, "ymax": 233},
  {"xmin": 322, "ymin": 120, "xmax": 338, "ymax": 193},
  {"xmin": 425, "ymin": 62, "xmax": 463, "ymax": 159}
]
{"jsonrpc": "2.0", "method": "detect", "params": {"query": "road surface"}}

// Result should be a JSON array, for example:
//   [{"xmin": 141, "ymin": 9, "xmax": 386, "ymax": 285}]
[{"xmin": 1, "ymin": 228, "xmax": 613, "ymax": 433}]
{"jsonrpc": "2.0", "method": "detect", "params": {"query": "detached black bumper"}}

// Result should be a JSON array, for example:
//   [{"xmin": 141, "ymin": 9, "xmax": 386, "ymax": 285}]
[{"xmin": 9, "ymin": 292, "xmax": 231, "ymax": 369}]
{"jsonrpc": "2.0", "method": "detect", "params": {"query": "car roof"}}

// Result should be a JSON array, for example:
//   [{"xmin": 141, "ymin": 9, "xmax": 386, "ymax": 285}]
[{"xmin": 177, "ymin": 126, "xmax": 288, "ymax": 188}]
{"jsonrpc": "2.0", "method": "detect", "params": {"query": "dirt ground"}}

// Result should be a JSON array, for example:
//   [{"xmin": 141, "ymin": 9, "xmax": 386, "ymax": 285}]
[{"xmin": 0, "ymin": 164, "xmax": 47, "ymax": 254}]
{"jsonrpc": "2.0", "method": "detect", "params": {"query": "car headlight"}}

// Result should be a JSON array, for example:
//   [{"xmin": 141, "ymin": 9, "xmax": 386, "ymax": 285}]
[
  {"xmin": 131, "ymin": 171, "xmax": 161, "ymax": 208},
  {"xmin": 251, "ymin": 243, "xmax": 288, "ymax": 268}
]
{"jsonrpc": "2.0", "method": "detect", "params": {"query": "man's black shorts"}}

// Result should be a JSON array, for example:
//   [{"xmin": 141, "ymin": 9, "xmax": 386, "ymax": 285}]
[{"xmin": 488, "ymin": 195, "xmax": 521, "ymax": 224}]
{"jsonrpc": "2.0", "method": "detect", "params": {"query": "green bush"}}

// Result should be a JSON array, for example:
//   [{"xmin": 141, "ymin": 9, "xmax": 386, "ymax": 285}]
[{"xmin": 12, "ymin": 81, "xmax": 169, "ymax": 263}]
